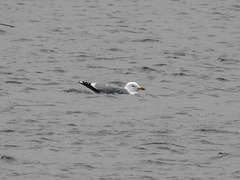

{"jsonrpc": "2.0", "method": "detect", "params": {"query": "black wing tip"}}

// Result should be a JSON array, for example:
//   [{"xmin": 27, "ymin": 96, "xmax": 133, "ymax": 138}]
[
  {"xmin": 78, "ymin": 80, "xmax": 90, "ymax": 85},
  {"xmin": 78, "ymin": 80, "xmax": 100, "ymax": 94},
  {"xmin": 78, "ymin": 80, "xmax": 85, "ymax": 84}
]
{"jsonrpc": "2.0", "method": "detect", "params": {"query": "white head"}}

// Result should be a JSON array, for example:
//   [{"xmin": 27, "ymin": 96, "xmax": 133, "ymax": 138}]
[{"xmin": 124, "ymin": 82, "xmax": 145, "ymax": 94}]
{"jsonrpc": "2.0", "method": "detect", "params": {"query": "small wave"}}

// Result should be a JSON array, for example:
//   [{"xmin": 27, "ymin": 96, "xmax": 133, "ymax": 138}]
[
  {"xmin": 142, "ymin": 142, "xmax": 185, "ymax": 148},
  {"xmin": 32, "ymin": 82, "xmax": 59, "ymax": 86},
  {"xmin": 13, "ymin": 38, "xmax": 33, "ymax": 42},
  {"xmin": 172, "ymin": 72, "xmax": 189, "ymax": 76},
  {"xmin": 0, "ymin": 155, "xmax": 16, "ymax": 163},
  {"xmin": 0, "ymin": 129, "xmax": 16, "ymax": 133},
  {"xmin": 216, "ymin": 77, "xmax": 230, "ymax": 82},
  {"xmin": 154, "ymin": 63, "xmax": 168, "ymax": 67},
  {"xmin": 3, "ymin": 144, "xmax": 19, "ymax": 148},
  {"xmin": 0, "ymin": 72, "xmax": 13, "ymax": 75},
  {"xmin": 231, "ymin": 4, "xmax": 240, "ymax": 11},
  {"xmin": 164, "ymin": 51, "xmax": 186, "ymax": 57},
  {"xmin": 13, "ymin": 104, "xmax": 56, "ymax": 107},
  {"xmin": 107, "ymin": 48, "xmax": 124, "ymax": 52},
  {"xmin": 0, "ymin": 29, "xmax": 7, "ymax": 35},
  {"xmin": 73, "ymin": 163, "xmax": 96, "ymax": 170},
  {"xmin": 67, "ymin": 110, "xmax": 100, "ymax": 116},
  {"xmin": 139, "ymin": 142, "xmax": 186, "ymax": 154},
  {"xmin": 95, "ymin": 57, "xmax": 113, "ymax": 61},
  {"xmin": 40, "ymin": 48, "xmax": 55, "ymax": 53},
  {"xmin": 132, "ymin": 38, "xmax": 160, "ymax": 43},
  {"xmin": 208, "ymin": 152, "xmax": 231, "ymax": 160},
  {"xmin": 66, "ymin": 111, "xmax": 85, "ymax": 114},
  {"xmin": 66, "ymin": 123, "xmax": 77, "ymax": 126},
  {"xmin": 23, "ymin": 87, "xmax": 37, "ymax": 92},
  {"xmin": 53, "ymin": 69, "xmax": 66, "ymax": 73},
  {"xmin": 137, "ymin": 66, "xmax": 157, "ymax": 73},
  {"xmin": 141, "ymin": 159, "xmax": 175, "ymax": 166},
  {"xmin": 5, "ymin": 81, "xmax": 22, "ymax": 84},
  {"xmin": 217, "ymin": 57, "xmax": 239, "ymax": 64},
  {"xmin": 196, "ymin": 128, "xmax": 239, "ymax": 135},
  {"xmin": 62, "ymin": 88, "xmax": 93, "ymax": 94}
]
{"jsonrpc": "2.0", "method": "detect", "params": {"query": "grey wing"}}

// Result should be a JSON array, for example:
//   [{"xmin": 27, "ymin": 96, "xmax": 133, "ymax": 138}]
[{"xmin": 95, "ymin": 84, "xmax": 129, "ymax": 94}]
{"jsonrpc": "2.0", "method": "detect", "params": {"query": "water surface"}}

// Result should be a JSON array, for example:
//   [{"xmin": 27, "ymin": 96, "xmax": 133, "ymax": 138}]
[{"xmin": 1, "ymin": 0, "xmax": 240, "ymax": 179}]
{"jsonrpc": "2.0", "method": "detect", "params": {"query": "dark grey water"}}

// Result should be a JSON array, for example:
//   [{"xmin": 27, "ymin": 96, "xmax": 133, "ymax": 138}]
[{"xmin": 1, "ymin": 0, "xmax": 240, "ymax": 179}]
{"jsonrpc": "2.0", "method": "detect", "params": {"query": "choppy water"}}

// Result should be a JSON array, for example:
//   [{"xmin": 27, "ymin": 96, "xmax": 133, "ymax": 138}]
[{"xmin": 1, "ymin": 0, "xmax": 240, "ymax": 179}]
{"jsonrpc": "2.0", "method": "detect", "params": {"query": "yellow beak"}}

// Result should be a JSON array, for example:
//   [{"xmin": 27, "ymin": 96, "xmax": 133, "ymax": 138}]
[{"xmin": 138, "ymin": 87, "xmax": 145, "ymax": 90}]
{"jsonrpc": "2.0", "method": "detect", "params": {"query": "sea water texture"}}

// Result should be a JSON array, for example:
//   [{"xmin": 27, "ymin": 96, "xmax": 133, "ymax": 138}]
[{"xmin": 1, "ymin": 0, "xmax": 240, "ymax": 179}]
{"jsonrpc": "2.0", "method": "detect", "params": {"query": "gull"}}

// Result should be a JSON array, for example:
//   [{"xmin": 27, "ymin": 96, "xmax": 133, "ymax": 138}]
[{"xmin": 78, "ymin": 81, "xmax": 145, "ymax": 95}]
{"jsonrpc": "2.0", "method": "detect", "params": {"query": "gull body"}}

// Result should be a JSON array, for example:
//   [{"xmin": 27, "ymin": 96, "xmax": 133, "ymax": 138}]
[{"xmin": 78, "ymin": 81, "xmax": 145, "ymax": 95}]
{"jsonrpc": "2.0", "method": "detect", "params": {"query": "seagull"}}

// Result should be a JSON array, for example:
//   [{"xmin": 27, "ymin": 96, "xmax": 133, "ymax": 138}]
[{"xmin": 78, "ymin": 81, "xmax": 145, "ymax": 95}]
